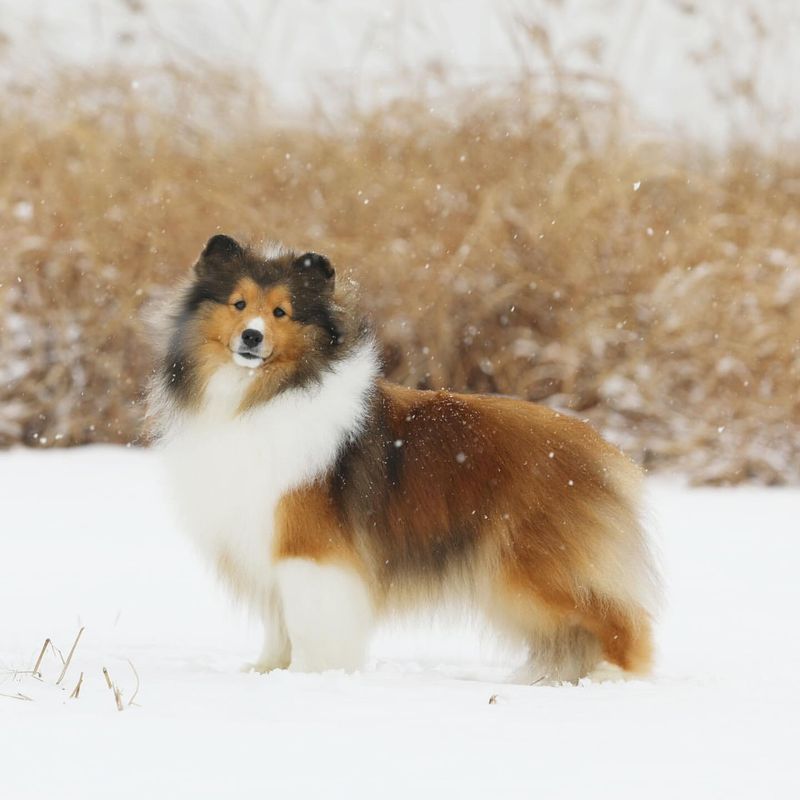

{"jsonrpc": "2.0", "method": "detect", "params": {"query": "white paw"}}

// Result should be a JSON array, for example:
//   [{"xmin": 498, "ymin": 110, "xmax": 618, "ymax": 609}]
[
  {"xmin": 241, "ymin": 656, "xmax": 290, "ymax": 674},
  {"xmin": 586, "ymin": 661, "xmax": 630, "ymax": 683},
  {"xmin": 287, "ymin": 647, "xmax": 362, "ymax": 674}
]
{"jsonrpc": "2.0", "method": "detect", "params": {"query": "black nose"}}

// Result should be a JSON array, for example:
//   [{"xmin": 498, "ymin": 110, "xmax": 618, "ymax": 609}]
[{"xmin": 241, "ymin": 328, "xmax": 264, "ymax": 348}]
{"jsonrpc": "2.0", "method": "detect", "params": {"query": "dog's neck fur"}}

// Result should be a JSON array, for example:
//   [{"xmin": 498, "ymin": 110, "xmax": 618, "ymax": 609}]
[
  {"xmin": 221, "ymin": 339, "xmax": 374, "ymax": 422},
  {"xmin": 158, "ymin": 338, "xmax": 380, "ymax": 603}
]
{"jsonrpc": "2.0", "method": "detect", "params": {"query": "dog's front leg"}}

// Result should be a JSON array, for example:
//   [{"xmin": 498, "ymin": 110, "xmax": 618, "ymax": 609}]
[
  {"xmin": 247, "ymin": 588, "xmax": 291, "ymax": 673},
  {"xmin": 275, "ymin": 558, "xmax": 374, "ymax": 672}
]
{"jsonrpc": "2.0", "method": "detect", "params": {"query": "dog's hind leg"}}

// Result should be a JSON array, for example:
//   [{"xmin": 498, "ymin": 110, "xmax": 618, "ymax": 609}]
[
  {"xmin": 492, "ymin": 587, "xmax": 653, "ymax": 684},
  {"xmin": 577, "ymin": 594, "xmax": 654, "ymax": 676},
  {"xmin": 510, "ymin": 624, "xmax": 604, "ymax": 685}
]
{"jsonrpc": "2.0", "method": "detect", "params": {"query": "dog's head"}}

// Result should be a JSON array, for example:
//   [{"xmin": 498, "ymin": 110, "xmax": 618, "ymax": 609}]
[{"xmin": 163, "ymin": 234, "xmax": 350, "ymax": 408}]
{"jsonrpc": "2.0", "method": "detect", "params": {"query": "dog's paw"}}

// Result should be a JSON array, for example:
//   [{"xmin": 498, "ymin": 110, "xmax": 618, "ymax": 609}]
[
  {"xmin": 241, "ymin": 659, "xmax": 288, "ymax": 674},
  {"xmin": 241, "ymin": 661, "xmax": 275, "ymax": 674}
]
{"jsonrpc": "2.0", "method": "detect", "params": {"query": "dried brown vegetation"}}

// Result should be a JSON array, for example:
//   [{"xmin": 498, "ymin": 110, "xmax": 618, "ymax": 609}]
[{"xmin": 1, "ymin": 65, "xmax": 799, "ymax": 484}]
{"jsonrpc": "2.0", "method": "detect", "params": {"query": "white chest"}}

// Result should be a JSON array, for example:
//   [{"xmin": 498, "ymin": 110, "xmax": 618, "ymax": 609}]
[{"xmin": 159, "ymin": 345, "xmax": 377, "ymax": 603}]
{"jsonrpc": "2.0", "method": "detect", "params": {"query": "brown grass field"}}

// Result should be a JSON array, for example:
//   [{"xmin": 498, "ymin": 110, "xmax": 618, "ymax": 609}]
[{"xmin": 1, "ymin": 64, "xmax": 798, "ymax": 484}]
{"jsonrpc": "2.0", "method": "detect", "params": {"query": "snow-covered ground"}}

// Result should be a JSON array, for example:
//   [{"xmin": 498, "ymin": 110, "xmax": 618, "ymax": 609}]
[{"xmin": 0, "ymin": 446, "xmax": 797, "ymax": 798}]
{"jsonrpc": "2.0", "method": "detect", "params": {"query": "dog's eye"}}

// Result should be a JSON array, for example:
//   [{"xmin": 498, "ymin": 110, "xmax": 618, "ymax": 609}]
[
  {"xmin": 273, "ymin": 307, "xmax": 286, "ymax": 318},
  {"xmin": 233, "ymin": 300, "xmax": 246, "ymax": 311}
]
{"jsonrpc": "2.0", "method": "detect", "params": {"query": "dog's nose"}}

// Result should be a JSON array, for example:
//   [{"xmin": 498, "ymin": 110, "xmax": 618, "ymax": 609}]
[{"xmin": 241, "ymin": 328, "xmax": 264, "ymax": 348}]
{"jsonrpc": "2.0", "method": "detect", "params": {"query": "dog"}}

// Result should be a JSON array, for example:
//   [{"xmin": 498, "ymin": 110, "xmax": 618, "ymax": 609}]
[{"xmin": 148, "ymin": 234, "xmax": 660, "ymax": 683}]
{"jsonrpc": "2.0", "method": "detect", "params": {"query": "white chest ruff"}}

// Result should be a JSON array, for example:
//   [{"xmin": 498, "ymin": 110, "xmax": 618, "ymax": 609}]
[{"xmin": 160, "ymin": 342, "xmax": 378, "ymax": 603}]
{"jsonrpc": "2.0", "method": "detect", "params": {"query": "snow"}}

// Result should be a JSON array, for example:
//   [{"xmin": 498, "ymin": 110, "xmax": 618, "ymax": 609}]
[
  {"xmin": 1, "ymin": 447, "xmax": 798, "ymax": 798},
  {"xmin": 2, "ymin": 0, "xmax": 799, "ymax": 144}
]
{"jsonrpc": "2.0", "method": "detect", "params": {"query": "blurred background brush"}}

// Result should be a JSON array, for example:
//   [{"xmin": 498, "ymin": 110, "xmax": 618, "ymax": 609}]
[{"xmin": 0, "ymin": 0, "xmax": 798, "ymax": 485}]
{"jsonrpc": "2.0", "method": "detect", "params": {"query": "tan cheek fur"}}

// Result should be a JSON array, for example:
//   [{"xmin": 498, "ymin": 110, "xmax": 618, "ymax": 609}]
[
  {"xmin": 193, "ymin": 279, "xmax": 312, "ymax": 405},
  {"xmin": 240, "ymin": 287, "xmax": 319, "ymax": 410}
]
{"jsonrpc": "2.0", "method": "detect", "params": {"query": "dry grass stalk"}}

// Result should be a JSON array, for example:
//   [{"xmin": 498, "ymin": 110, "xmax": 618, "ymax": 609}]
[
  {"xmin": 55, "ymin": 627, "xmax": 84, "ymax": 685},
  {"xmin": 7, "ymin": 634, "xmax": 138, "ymax": 708},
  {"xmin": 102, "ymin": 665, "xmax": 124, "ymax": 710},
  {"xmin": 0, "ymin": 64, "xmax": 798, "ymax": 484},
  {"xmin": 69, "ymin": 671, "xmax": 84, "ymax": 699},
  {"xmin": 1, "ymin": 669, "xmax": 40, "ymax": 680},
  {"xmin": 0, "ymin": 691, "xmax": 33, "ymax": 702},
  {"xmin": 32, "ymin": 637, "xmax": 50, "ymax": 677},
  {"xmin": 113, "ymin": 684, "xmax": 124, "ymax": 712},
  {"xmin": 126, "ymin": 659, "xmax": 140, "ymax": 707}
]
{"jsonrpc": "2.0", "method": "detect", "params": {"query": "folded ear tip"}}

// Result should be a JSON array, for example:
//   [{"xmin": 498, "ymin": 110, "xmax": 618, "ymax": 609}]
[
  {"xmin": 296, "ymin": 251, "xmax": 334, "ymax": 279},
  {"xmin": 202, "ymin": 234, "xmax": 243, "ymax": 259}
]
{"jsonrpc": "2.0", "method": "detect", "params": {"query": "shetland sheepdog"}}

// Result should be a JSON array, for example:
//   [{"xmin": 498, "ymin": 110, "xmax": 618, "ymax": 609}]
[{"xmin": 149, "ymin": 234, "xmax": 660, "ymax": 683}]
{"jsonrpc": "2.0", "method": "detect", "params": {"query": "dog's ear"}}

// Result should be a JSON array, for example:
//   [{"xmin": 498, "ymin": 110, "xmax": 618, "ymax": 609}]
[
  {"xmin": 194, "ymin": 234, "xmax": 244, "ymax": 275},
  {"xmin": 292, "ymin": 252, "xmax": 335, "ymax": 291}
]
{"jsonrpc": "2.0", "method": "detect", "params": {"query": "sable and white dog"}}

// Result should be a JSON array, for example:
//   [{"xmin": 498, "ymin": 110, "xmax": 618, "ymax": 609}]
[{"xmin": 149, "ymin": 234, "xmax": 660, "ymax": 683}]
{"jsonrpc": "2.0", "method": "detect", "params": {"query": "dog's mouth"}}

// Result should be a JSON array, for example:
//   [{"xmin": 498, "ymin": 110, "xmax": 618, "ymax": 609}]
[{"xmin": 230, "ymin": 348, "xmax": 270, "ymax": 367}]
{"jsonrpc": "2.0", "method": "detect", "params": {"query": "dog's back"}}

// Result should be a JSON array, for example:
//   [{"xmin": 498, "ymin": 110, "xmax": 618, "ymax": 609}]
[{"xmin": 275, "ymin": 380, "xmax": 659, "ymax": 683}]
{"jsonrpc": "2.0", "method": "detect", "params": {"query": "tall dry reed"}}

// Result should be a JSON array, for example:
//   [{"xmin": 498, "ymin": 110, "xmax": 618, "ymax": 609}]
[{"xmin": 1, "ymin": 66, "xmax": 798, "ymax": 484}]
